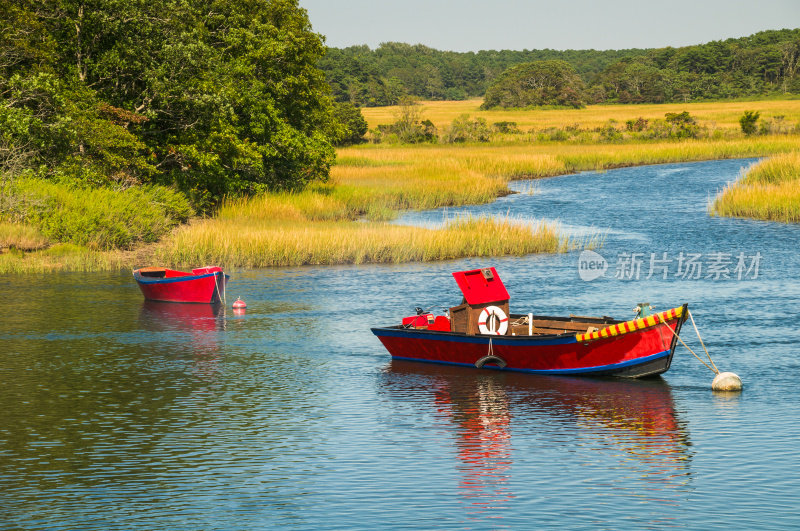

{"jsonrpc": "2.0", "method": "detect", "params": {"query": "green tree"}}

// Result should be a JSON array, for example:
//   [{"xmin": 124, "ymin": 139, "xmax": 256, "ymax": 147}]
[
  {"xmin": 0, "ymin": 0, "xmax": 338, "ymax": 208},
  {"xmin": 0, "ymin": 58, "xmax": 155, "ymax": 186},
  {"xmin": 330, "ymin": 102, "xmax": 368, "ymax": 146},
  {"xmin": 481, "ymin": 60, "xmax": 585, "ymax": 109}
]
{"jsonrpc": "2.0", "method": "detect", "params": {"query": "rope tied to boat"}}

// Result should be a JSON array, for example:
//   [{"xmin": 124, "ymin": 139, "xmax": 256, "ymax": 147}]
[
  {"xmin": 474, "ymin": 337, "xmax": 507, "ymax": 369},
  {"xmin": 213, "ymin": 272, "xmax": 226, "ymax": 305},
  {"xmin": 510, "ymin": 315, "xmax": 529, "ymax": 326},
  {"xmin": 657, "ymin": 310, "xmax": 718, "ymax": 374}
]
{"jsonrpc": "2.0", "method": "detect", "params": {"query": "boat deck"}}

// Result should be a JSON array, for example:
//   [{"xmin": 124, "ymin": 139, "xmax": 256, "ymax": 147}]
[
  {"xmin": 508, "ymin": 313, "xmax": 620, "ymax": 337},
  {"xmin": 391, "ymin": 313, "xmax": 625, "ymax": 338}
]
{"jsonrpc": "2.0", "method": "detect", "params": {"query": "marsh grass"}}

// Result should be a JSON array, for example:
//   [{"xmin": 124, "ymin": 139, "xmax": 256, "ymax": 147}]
[
  {"xmin": 710, "ymin": 152, "xmax": 800, "ymax": 222},
  {"xmin": 0, "ymin": 222, "xmax": 50, "ymax": 251},
  {"xmin": 0, "ymin": 243, "xmax": 125, "ymax": 274},
  {"xmin": 156, "ymin": 215, "xmax": 562, "ymax": 267}
]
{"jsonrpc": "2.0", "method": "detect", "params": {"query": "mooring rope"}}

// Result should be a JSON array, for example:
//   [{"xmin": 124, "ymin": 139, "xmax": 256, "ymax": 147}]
[
  {"xmin": 213, "ymin": 272, "xmax": 226, "ymax": 305},
  {"xmin": 688, "ymin": 310, "xmax": 718, "ymax": 374},
  {"xmin": 657, "ymin": 311, "xmax": 719, "ymax": 375}
]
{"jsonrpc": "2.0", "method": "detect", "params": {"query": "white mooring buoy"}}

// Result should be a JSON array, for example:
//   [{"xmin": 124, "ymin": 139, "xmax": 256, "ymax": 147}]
[
  {"xmin": 712, "ymin": 371, "xmax": 743, "ymax": 392},
  {"xmin": 659, "ymin": 309, "xmax": 743, "ymax": 393}
]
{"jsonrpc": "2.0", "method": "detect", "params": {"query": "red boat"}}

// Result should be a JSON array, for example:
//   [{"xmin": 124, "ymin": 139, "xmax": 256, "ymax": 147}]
[
  {"xmin": 133, "ymin": 266, "xmax": 229, "ymax": 304},
  {"xmin": 371, "ymin": 267, "xmax": 689, "ymax": 378}
]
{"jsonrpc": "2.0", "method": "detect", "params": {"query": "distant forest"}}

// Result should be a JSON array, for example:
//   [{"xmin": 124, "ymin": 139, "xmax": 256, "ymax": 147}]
[{"xmin": 319, "ymin": 29, "xmax": 800, "ymax": 106}]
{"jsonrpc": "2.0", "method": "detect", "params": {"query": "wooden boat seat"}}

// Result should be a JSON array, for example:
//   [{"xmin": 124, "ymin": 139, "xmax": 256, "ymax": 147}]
[{"xmin": 137, "ymin": 267, "xmax": 167, "ymax": 278}]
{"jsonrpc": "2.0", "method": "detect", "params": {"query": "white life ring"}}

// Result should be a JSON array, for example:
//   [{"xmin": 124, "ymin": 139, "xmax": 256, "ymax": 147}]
[{"xmin": 478, "ymin": 305, "xmax": 508, "ymax": 335}]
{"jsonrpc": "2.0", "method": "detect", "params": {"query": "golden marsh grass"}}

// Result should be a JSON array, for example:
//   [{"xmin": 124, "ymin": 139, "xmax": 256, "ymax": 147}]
[
  {"xmin": 335, "ymin": 137, "xmax": 800, "ymax": 183},
  {"xmin": 710, "ymin": 151, "xmax": 800, "ymax": 222},
  {"xmin": 0, "ymin": 222, "xmax": 50, "ymax": 252},
  {"xmin": 0, "ymin": 243, "xmax": 126, "ymax": 274},
  {"xmin": 156, "ymin": 215, "xmax": 563, "ymax": 267}
]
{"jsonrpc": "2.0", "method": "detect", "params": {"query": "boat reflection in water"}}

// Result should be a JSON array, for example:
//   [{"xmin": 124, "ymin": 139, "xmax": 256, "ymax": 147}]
[
  {"xmin": 434, "ymin": 372, "xmax": 514, "ymax": 513},
  {"xmin": 383, "ymin": 360, "xmax": 692, "ymax": 519},
  {"xmin": 139, "ymin": 301, "xmax": 227, "ymax": 355}
]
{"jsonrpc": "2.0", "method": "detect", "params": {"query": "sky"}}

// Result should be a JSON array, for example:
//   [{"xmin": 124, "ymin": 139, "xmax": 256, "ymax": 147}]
[{"xmin": 299, "ymin": 0, "xmax": 800, "ymax": 52}]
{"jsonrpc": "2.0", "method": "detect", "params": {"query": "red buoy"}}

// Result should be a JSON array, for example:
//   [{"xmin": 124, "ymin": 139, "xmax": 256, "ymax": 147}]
[{"xmin": 232, "ymin": 297, "xmax": 247, "ymax": 309}]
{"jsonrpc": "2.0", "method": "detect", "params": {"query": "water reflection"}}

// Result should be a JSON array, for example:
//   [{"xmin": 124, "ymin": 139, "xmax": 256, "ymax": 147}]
[
  {"xmin": 383, "ymin": 361, "xmax": 692, "ymax": 518},
  {"xmin": 435, "ymin": 376, "xmax": 514, "ymax": 515},
  {"xmin": 138, "ymin": 301, "xmax": 227, "ymax": 353},
  {"xmin": 139, "ymin": 301, "xmax": 225, "ymax": 332}
]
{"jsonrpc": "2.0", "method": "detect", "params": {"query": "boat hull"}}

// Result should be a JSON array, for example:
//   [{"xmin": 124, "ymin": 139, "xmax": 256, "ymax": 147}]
[
  {"xmin": 134, "ymin": 270, "xmax": 229, "ymax": 304},
  {"xmin": 372, "ymin": 305, "xmax": 687, "ymax": 378}
]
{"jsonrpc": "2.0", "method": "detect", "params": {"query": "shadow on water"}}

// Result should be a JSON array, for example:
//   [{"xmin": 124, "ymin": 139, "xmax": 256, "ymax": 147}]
[{"xmin": 381, "ymin": 360, "xmax": 693, "ymax": 521}]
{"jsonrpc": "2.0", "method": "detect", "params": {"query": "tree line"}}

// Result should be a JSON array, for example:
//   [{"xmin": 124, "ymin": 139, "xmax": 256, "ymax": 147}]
[
  {"xmin": 320, "ymin": 29, "xmax": 800, "ymax": 107},
  {"xmin": 319, "ymin": 43, "xmax": 644, "ymax": 106}
]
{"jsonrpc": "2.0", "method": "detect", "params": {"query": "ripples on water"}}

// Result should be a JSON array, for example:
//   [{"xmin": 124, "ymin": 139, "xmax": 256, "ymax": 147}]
[{"xmin": 2, "ymin": 159, "xmax": 800, "ymax": 529}]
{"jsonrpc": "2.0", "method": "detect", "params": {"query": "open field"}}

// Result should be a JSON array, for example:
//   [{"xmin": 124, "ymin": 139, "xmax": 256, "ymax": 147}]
[
  {"xmin": 335, "ymin": 136, "xmax": 800, "ymax": 188},
  {"xmin": 3, "ymin": 99, "xmax": 800, "ymax": 273},
  {"xmin": 362, "ymin": 99, "xmax": 800, "ymax": 133},
  {"xmin": 710, "ymin": 151, "xmax": 800, "ymax": 222}
]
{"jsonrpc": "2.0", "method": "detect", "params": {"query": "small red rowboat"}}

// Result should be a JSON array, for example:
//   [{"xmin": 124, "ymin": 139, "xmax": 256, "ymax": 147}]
[
  {"xmin": 371, "ymin": 267, "xmax": 689, "ymax": 378},
  {"xmin": 133, "ymin": 266, "xmax": 229, "ymax": 304}
]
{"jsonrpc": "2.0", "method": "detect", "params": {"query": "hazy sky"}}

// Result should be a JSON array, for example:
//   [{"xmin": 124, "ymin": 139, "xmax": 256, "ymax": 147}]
[{"xmin": 299, "ymin": 0, "xmax": 800, "ymax": 52}]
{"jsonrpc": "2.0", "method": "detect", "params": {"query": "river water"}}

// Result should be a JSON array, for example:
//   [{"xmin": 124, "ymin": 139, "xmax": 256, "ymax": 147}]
[{"xmin": 2, "ymin": 159, "xmax": 800, "ymax": 529}]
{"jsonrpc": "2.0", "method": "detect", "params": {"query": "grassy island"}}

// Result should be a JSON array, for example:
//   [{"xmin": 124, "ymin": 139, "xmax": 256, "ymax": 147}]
[{"xmin": 710, "ymin": 151, "xmax": 800, "ymax": 222}]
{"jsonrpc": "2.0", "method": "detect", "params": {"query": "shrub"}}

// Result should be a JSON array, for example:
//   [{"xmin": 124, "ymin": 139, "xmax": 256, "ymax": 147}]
[
  {"xmin": 758, "ymin": 115, "xmax": 790, "ymax": 135},
  {"xmin": 537, "ymin": 127, "xmax": 571, "ymax": 142},
  {"xmin": 492, "ymin": 121, "xmax": 521, "ymax": 134},
  {"xmin": 373, "ymin": 120, "xmax": 437, "ymax": 144},
  {"xmin": 665, "ymin": 111, "xmax": 701, "ymax": 138},
  {"xmin": 372, "ymin": 100, "xmax": 438, "ymax": 144},
  {"xmin": 0, "ymin": 179, "xmax": 192, "ymax": 249},
  {"xmin": 626, "ymin": 117, "xmax": 649, "ymax": 132},
  {"xmin": 443, "ymin": 114, "xmax": 491, "ymax": 143},
  {"xmin": 739, "ymin": 110, "xmax": 760, "ymax": 136},
  {"xmin": 597, "ymin": 121, "xmax": 623, "ymax": 142}
]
